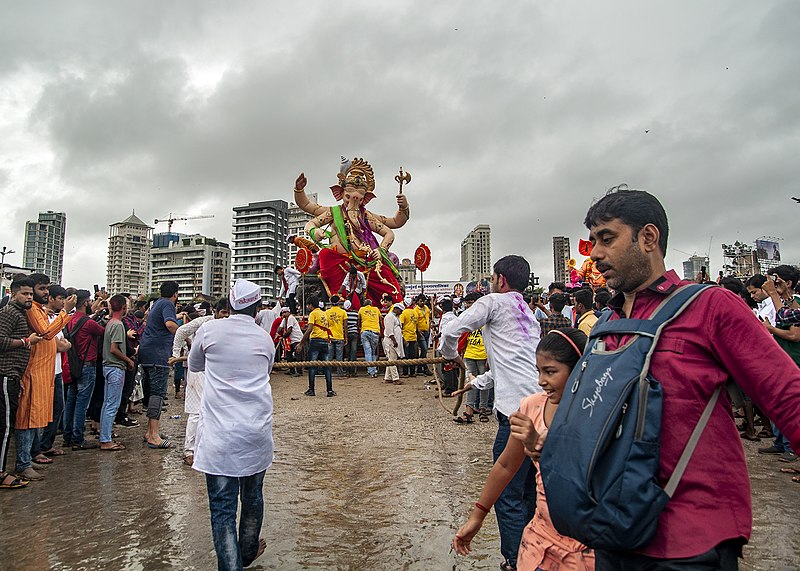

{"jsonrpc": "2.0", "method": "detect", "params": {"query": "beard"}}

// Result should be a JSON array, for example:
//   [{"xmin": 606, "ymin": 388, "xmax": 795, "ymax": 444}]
[
  {"xmin": 600, "ymin": 241, "xmax": 653, "ymax": 293},
  {"xmin": 33, "ymin": 291, "xmax": 48, "ymax": 305}
]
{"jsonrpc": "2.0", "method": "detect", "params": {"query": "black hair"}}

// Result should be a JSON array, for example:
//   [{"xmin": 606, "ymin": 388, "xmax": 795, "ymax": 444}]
[
  {"xmin": 307, "ymin": 296, "xmax": 320, "ymax": 308},
  {"xmin": 549, "ymin": 293, "xmax": 568, "ymax": 313},
  {"xmin": 134, "ymin": 310, "xmax": 145, "ymax": 319},
  {"xmin": 109, "ymin": 294, "xmax": 127, "ymax": 313},
  {"xmin": 232, "ymin": 302, "xmax": 259, "ymax": 318},
  {"xmin": 48, "ymin": 285, "xmax": 67, "ymax": 299},
  {"xmin": 160, "ymin": 281, "xmax": 180, "ymax": 298},
  {"xmin": 214, "ymin": 298, "xmax": 229, "ymax": 312},
  {"xmin": 772, "ymin": 265, "xmax": 800, "ymax": 291},
  {"xmin": 548, "ymin": 282, "xmax": 566, "ymax": 293},
  {"xmin": 594, "ymin": 289, "xmax": 612, "ymax": 309},
  {"xmin": 573, "ymin": 288, "xmax": 594, "ymax": 309},
  {"xmin": 330, "ymin": 295, "xmax": 340, "ymax": 304},
  {"xmin": 11, "ymin": 277, "xmax": 35, "ymax": 292},
  {"xmin": 537, "ymin": 327, "xmax": 588, "ymax": 370},
  {"xmin": 29, "ymin": 273, "xmax": 50, "ymax": 286},
  {"xmin": 719, "ymin": 276, "xmax": 745, "ymax": 296},
  {"xmin": 440, "ymin": 299, "xmax": 453, "ymax": 312},
  {"xmin": 134, "ymin": 300, "xmax": 149, "ymax": 310},
  {"xmin": 493, "ymin": 255, "xmax": 530, "ymax": 292},
  {"xmin": 274, "ymin": 266, "xmax": 283, "ymax": 273},
  {"xmin": 584, "ymin": 185, "xmax": 669, "ymax": 255},
  {"xmin": 745, "ymin": 274, "xmax": 766, "ymax": 289},
  {"xmin": 463, "ymin": 292, "xmax": 483, "ymax": 302}
]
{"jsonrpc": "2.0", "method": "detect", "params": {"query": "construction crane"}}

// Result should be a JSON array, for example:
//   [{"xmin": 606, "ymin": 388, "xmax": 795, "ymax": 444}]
[{"xmin": 154, "ymin": 213, "xmax": 214, "ymax": 233}]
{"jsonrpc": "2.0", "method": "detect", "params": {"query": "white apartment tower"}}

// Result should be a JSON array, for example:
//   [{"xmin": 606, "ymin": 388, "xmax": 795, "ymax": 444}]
[
  {"xmin": 22, "ymin": 211, "xmax": 66, "ymax": 283},
  {"xmin": 149, "ymin": 233, "xmax": 231, "ymax": 300},
  {"xmin": 232, "ymin": 200, "xmax": 289, "ymax": 299},
  {"xmin": 107, "ymin": 212, "xmax": 153, "ymax": 295},
  {"xmin": 460, "ymin": 224, "xmax": 491, "ymax": 282}
]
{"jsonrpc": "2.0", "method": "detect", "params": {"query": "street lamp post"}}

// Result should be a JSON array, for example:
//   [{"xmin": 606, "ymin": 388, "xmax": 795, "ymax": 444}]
[{"xmin": 0, "ymin": 246, "xmax": 15, "ymax": 297}]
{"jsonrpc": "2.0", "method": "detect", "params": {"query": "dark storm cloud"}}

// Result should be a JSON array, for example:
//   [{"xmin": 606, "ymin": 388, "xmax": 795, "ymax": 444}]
[{"xmin": 1, "ymin": 1, "xmax": 798, "ymax": 286}]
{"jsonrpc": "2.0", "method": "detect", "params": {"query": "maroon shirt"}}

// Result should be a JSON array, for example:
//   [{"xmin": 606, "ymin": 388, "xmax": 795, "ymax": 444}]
[
  {"xmin": 67, "ymin": 312, "xmax": 105, "ymax": 366},
  {"xmin": 604, "ymin": 270, "xmax": 800, "ymax": 558}
]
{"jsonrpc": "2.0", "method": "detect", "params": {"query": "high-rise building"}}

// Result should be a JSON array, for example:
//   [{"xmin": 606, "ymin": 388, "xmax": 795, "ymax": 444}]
[
  {"xmin": 398, "ymin": 258, "xmax": 417, "ymax": 285},
  {"xmin": 552, "ymin": 236, "xmax": 571, "ymax": 284},
  {"xmin": 149, "ymin": 233, "xmax": 231, "ymax": 300},
  {"xmin": 682, "ymin": 255, "xmax": 710, "ymax": 281},
  {"xmin": 22, "ymin": 211, "xmax": 66, "ymax": 283},
  {"xmin": 232, "ymin": 200, "xmax": 289, "ymax": 299},
  {"xmin": 460, "ymin": 225, "xmax": 491, "ymax": 281},
  {"xmin": 288, "ymin": 193, "xmax": 317, "ymax": 262},
  {"xmin": 107, "ymin": 212, "xmax": 153, "ymax": 295}
]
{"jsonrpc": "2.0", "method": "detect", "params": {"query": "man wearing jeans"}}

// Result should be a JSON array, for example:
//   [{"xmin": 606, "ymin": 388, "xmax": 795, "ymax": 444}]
[
  {"xmin": 64, "ymin": 290, "xmax": 105, "ymax": 451},
  {"xmin": 189, "ymin": 279, "xmax": 274, "ymax": 571},
  {"xmin": 358, "ymin": 298, "xmax": 381, "ymax": 378},
  {"xmin": 442, "ymin": 255, "xmax": 541, "ymax": 571},
  {"xmin": 298, "ymin": 299, "xmax": 334, "ymax": 397},
  {"xmin": 99, "ymin": 295, "xmax": 133, "ymax": 451},
  {"xmin": 138, "ymin": 281, "xmax": 179, "ymax": 449}
]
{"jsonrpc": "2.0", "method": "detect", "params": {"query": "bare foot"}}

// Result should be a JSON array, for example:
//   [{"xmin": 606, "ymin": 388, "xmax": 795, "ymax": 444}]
[{"xmin": 245, "ymin": 538, "xmax": 266, "ymax": 567}]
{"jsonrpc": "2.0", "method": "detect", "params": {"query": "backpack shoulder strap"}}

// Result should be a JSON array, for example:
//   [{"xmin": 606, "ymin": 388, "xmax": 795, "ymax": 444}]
[{"xmin": 65, "ymin": 315, "xmax": 89, "ymax": 339}]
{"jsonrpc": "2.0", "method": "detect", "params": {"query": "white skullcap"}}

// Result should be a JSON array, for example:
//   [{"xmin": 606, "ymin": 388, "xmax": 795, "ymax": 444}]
[
  {"xmin": 229, "ymin": 279, "xmax": 261, "ymax": 310},
  {"xmin": 343, "ymin": 300, "xmax": 352, "ymax": 310},
  {"xmin": 279, "ymin": 306, "xmax": 290, "ymax": 313},
  {"xmin": 393, "ymin": 302, "xmax": 405, "ymax": 311},
  {"xmin": 404, "ymin": 296, "xmax": 413, "ymax": 305}
]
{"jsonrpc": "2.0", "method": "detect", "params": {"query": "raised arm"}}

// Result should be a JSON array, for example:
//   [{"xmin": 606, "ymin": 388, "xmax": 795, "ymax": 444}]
[
  {"xmin": 293, "ymin": 173, "xmax": 330, "ymax": 218},
  {"xmin": 369, "ymin": 194, "xmax": 410, "ymax": 229}
]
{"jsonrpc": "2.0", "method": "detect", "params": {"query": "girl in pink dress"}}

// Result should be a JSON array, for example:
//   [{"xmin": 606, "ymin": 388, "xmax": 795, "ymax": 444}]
[{"xmin": 453, "ymin": 327, "xmax": 594, "ymax": 571}]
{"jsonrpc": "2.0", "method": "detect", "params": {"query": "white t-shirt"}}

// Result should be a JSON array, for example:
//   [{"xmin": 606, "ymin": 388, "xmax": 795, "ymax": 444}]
[
  {"xmin": 755, "ymin": 298, "xmax": 776, "ymax": 326},
  {"xmin": 50, "ymin": 314, "xmax": 63, "ymax": 375}
]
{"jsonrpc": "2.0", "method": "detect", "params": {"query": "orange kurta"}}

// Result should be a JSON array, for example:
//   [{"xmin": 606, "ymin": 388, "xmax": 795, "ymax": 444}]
[{"xmin": 16, "ymin": 303, "xmax": 69, "ymax": 429}]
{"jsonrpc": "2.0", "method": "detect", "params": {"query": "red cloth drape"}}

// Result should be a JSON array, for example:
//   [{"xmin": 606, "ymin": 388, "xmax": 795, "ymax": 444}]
[{"xmin": 318, "ymin": 248, "xmax": 402, "ymax": 308}]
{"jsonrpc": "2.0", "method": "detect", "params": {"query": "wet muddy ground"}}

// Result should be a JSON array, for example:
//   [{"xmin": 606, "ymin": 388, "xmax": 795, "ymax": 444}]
[{"xmin": 1, "ymin": 371, "xmax": 798, "ymax": 570}]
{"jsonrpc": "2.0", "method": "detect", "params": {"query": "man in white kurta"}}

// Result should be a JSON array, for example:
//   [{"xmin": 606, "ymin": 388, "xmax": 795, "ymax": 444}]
[
  {"xmin": 382, "ymin": 303, "xmax": 405, "ymax": 383},
  {"xmin": 188, "ymin": 279, "xmax": 274, "ymax": 571}
]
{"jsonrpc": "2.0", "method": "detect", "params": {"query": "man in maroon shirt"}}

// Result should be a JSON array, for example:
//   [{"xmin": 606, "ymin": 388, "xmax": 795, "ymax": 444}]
[{"xmin": 583, "ymin": 187, "xmax": 800, "ymax": 569}]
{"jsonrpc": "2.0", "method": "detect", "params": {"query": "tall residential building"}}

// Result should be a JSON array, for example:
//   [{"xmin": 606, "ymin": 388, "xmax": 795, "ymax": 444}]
[
  {"xmin": 22, "ymin": 211, "xmax": 66, "ymax": 283},
  {"xmin": 107, "ymin": 212, "xmax": 153, "ymax": 295},
  {"xmin": 398, "ymin": 258, "xmax": 417, "ymax": 285},
  {"xmin": 552, "ymin": 236, "xmax": 571, "ymax": 284},
  {"xmin": 149, "ymin": 233, "xmax": 231, "ymax": 300},
  {"xmin": 232, "ymin": 200, "xmax": 289, "ymax": 299},
  {"xmin": 288, "ymin": 193, "xmax": 317, "ymax": 262},
  {"xmin": 460, "ymin": 224, "xmax": 491, "ymax": 281},
  {"xmin": 682, "ymin": 255, "xmax": 710, "ymax": 281}
]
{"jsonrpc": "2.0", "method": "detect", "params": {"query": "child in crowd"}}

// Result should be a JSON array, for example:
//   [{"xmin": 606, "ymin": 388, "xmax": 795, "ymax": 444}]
[{"xmin": 453, "ymin": 327, "xmax": 594, "ymax": 571}]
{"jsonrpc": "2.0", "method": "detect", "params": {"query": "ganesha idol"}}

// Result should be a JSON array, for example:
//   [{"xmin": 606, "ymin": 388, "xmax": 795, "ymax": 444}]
[
  {"xmin": 290, "ymin": 157, "xmax": 409, "ymax": 308},
  {"xmin": 577, "ymin": 238, "xmax": 606, "ymax": 288}
]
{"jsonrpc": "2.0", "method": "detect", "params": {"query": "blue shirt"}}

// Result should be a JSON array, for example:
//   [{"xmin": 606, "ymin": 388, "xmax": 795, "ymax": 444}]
[{"xmin": 138, "ymin": 297, "xmax": 178, "ymax": 365}]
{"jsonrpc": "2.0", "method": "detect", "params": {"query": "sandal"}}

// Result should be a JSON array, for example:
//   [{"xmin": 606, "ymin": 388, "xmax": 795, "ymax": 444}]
[
  {"xmin": 479, "ymin": 413, "xmax": 490, "ymax": 423},
  {"xmin": 100, "ymin": 442, "xmax": 126, "ymax": 451},
  {"xmin": 32, "ymin": 454, "xmax": 53, "ymax": 464},
  {"xmin": 0, "ymin": 472, "xmax": 29, "ymax": 489},
  {"xmin": 793, "ymin": 476, "xmax": 800, "ymax": 483},
  {"xmin": 146, "ymin": 440, "xmax": 175, "ymax": 449},
  {"xmin": 500, "ymin": 561, "xmax": 516, "ymax": 571},
  {"xmin": 454, "ymin": 413, "xmax": 475, "ymax": 424},
  {"xmin": 183, "ymin": 455, "xmax": 194, "ymax": 466},
  {"xmin": 142, "ymin": 433, "xmax": 169, "ymax": 442},
  {"xmin": 42, "ymin": 448, "xmax": 66, "ymax": 457},
  {"xmin": 779, "ymin": 467, "xmax": 800, "ymax": 475}
]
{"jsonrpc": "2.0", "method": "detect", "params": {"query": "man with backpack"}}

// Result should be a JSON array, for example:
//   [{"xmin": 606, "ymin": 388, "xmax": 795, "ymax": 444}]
[{"xmin": 541, "ymin": 187, "xmax": 800, "ymax": 570}]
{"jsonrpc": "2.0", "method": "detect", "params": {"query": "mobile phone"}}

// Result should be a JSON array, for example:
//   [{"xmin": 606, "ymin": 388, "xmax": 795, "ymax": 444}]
[{"xmin": 93, "ymin": 284, "xmax": 99, "ymax": 293}]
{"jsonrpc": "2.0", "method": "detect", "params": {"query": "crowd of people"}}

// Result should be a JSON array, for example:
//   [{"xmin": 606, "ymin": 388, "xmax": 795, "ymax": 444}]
[{"xmin": 0, "ymin": 188, "xmax": 798, "ymax": 571}]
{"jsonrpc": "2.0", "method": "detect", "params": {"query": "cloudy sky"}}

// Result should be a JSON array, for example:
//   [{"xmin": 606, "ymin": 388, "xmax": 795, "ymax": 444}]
[{"xmin": 1, "ymin": 1, "xmax": 797, "ymax": 289}]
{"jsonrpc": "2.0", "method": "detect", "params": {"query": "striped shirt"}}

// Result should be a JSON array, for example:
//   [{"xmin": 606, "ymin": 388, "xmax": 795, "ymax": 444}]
[
  {"xmin": 16, "ymin": 302, "xmax": 69, "ymax": 429},
  {"xmin": 346, "ymin": 310, "xmax": 359, "ymax": 336},
  {"xmin": 0, "ymin": 302, "xmax": 32, "ymax": 379}
]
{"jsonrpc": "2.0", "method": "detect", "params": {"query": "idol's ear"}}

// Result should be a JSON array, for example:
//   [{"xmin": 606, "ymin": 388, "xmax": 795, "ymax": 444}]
[
  {"xmin": 362, "ymin": 192, "xmax": 376, "ymax": 205},
  {"xmin": 330, "ymin": 185, "xmax": 344, "ymax": 201}
]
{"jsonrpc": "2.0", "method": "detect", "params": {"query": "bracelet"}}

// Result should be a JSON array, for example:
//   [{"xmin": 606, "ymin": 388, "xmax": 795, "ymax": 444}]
[
  {"xmin": 294, "ymin": 188, "xmax": 305, "ymax": 193},
  {"xmin": 21, "ymin": 337, "xmax": 30, "ymax": 349},
  {"xmin": 475, "ymin": 502, "xmax": 490, "ymax": 514}
]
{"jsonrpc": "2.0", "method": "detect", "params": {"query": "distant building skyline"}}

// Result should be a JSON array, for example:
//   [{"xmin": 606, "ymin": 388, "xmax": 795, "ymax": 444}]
[
  {"xmin": 107, "ymin": 211, "xmax": 152, "ymax": 295},
  {"xmin": 552, "ymin": 236, "xmax": 571, "ymax": 284},
  {"xmin": 23, "ymin": 211, "xmax": 66, "ymax": 284},
  {"xmin": 460, "ymin": 224, "xmax": 491, "ymax": 282},
  {"xmin": 149, "ymin": 232, "xmax": 231, "ymax": 300},
  {"xmin": 232, "ymin": 199, "xmax": 289, "ymax": 300}
]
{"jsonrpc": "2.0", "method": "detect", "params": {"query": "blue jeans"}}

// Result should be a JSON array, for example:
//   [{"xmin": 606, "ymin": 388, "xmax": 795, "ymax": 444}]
[
  {"xmin": 361, "ymin": 331, "xmax": 379, "ymax": 376},
  {"xmin": 69, "ymin": 363, "xmax": 97, "ymax": 446},
  {"xmin": 100, "ymin": 366, "xmax": 125, "ymax": 443},
  {"xmin": 206, "ymin": 470, "xmax": 266, "ymax": 571},
  {"xmin": 417, "ymin": 330, "xmax": 431, "ymax": 373},
  {"xmin": 15, "ymin": 427, "xmax": 39, "ymax": 473},
  {"xmin": 328, "ymin": 339, "xmax": 345, "ymax": 375},
  {"xmin": 34, "ymin": 373, "xmax": 64, "ymax": 453},
  {"xmin": 346, "ymin": 333, "xmax": 360, "ymax": 375},
  {"xmin": 772, "ymin": 422, "xmax": 793, "ymax": 453},
  {"xmin": 308, "ymin": 339, "xmax": 332, "ymax": 393},
  {"xmin": 465, "ymin": 359, "xmax": 490, "ymax": 411},
  {"xmin": 493, "ymin": 413, "xmax": 536, "ymax": 567}
]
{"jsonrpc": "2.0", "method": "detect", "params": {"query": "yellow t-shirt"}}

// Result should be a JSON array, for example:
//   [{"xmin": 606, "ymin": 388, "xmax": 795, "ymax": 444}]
[
  {"xmin": 308, "ymin": 308, "xmax": 331, "ymax": 340},
  {"xmin": 577, "ymin": 311, "xmax": 598, "ymax": 337},
  {"xmin": 358, "ymin": 305, "xmax": 381, "ymax": 333},
  {"xmin": 399, "ymin": 308, "xmax": 418, "ymax": 342},
  {"xmin": 464, "ymin": 329, "xmax": 487, "ymax": 360},
  {"xmin": 415, "ymin": 305, "xmax": 431, "ymax": 332},
  {"xmin": 325, "ymin": 306, "xmax": 347, "ymax": 341}
]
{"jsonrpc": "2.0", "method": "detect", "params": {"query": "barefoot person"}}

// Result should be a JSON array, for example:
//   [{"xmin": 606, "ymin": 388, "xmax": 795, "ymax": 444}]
[
  {"xmin": 188, "ymin": 279, "xmax": 274, "ymax": 571},
  {"xmin": 453, "ymin": 328, "xmax": 594, "ymax": 570}
]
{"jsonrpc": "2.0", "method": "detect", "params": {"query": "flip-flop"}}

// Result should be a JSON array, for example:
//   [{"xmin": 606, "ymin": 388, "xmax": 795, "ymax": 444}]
[
  {"xmin": 479, "ymin": 413, "xmax": 490, "ymax": 423},
  {"xmin": 32, "ymin": 455, "xmax": 53, "ymax": 464},
  {"xmin": 142, "ymin": 433, "xmax": 169, "ymax": 442},
  {"xmin": 100, "ymin": 443, "xmax": 126, "ymax": 451},
  {"xmin": 793, "ymin": 476, "xmax": 800, "ymax": 484},
  {"xmin": 42, "ymin": 448, "xmax": 66, "ymax": 456},
  {"xmin": 147, "ymin": 440, "xmax": 175, "ymax": 449},
  {"xmin": 779, "ymin": 467, "xmax": 800, "ymax": 475},
  {"xmin": 0, "ymin": 474, "xmax": 29, "ymax": 489}
]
